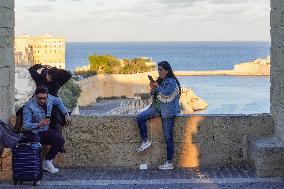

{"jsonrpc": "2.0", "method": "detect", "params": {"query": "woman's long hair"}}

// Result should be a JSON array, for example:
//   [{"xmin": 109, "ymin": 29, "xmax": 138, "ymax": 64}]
[
  {"xmin": 157, "ymin": 61, "xmax": 181, "ymax": 96},
  {"xmin": 42, "ymin": 67, "xmax": 59, "ymax": 81}
]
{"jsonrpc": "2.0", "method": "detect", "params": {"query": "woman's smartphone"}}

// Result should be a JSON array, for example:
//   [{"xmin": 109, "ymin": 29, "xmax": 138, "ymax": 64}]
[
  {"xmin": 45, "ymin": 115, "xmax": 50, "ymax": 119},
  {"xmin": 148, "ymin": 75, "xmax": 155, "ymax": 83}
]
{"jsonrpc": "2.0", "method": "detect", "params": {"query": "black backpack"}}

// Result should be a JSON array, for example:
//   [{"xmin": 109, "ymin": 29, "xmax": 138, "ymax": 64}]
[{"xmin": 0, "ymin": 118, "xmax": 21, "ymax": 156}]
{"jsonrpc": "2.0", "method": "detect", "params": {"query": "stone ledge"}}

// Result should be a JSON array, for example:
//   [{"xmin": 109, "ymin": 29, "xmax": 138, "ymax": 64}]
[
  {"xmin": 249, "ymin": 137, "xmax": 284, "ymax": 177},
  {"xmin": 53, "ymin": 114, "xmax": 273, "ymax": 168}
]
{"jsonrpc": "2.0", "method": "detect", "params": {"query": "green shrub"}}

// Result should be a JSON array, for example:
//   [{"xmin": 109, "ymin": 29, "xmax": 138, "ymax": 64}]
[{"xmin": 58, "ymin": 79, "xmax": 82, "ymax": 111}]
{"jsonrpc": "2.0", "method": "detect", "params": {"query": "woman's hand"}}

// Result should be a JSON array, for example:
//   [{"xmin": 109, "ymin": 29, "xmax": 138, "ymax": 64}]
[
  {"xmin": 150, "ymin": 81, "xmax": 159, "ymax": 92},
  {"xmin": 38, "ymin": 118, "xmax": 50, "ymax": 128}
]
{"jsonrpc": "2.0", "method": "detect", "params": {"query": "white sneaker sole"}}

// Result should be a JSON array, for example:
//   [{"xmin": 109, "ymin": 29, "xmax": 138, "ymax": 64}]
[
  {"xmin": 157, "ymin": 165, "xmax": 174, "ymax": 170},
  {"xmin": 43, "ymin": 167, "xmax": 59, "ymax": 173},
  {"xmin": 137, "ymin": 142, "xmax": 152, "ymax": 152}
]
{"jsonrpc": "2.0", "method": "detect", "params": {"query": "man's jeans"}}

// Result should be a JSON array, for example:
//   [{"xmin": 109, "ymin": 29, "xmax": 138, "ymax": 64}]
[
  {"xmin": 21, "ymin": 129, "xmax": 64, "ymax": 160},
  {"xmin": 136, "ymin": 106, "xmax": 176, "ymax": 162}
]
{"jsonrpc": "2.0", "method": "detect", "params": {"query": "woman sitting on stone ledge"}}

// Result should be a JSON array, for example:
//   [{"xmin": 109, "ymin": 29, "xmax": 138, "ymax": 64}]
[{"xmin": 136, "ymin": 61, "xmax": 181, "ymax": 170}]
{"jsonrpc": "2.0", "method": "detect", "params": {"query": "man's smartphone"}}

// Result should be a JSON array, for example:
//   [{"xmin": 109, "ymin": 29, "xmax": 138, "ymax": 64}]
[
  {"xmin": 148, "ymin": 75, "xmax": 155, "ymax": 83},
  {"xmin": 45, "ymin": 115, "xmax": 50, "ymax": 119}
]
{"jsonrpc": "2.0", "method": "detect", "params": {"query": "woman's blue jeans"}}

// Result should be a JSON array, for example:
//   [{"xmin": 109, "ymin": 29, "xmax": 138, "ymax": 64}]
[{"xmin": 136, "ymin": 106, "xmax": 176, "ymax": 162}]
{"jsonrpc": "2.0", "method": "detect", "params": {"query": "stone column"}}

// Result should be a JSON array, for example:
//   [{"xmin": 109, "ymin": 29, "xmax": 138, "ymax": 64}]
[
  {"xmin": 249, "ymin": 0, "xmax": 284, "ymax": 177},
  {"xmin": 271, "ymin": 0, "xmax": 284, "ymax": 140},
  {"xmin": 0, "ymin": 0, "xmax": 15, "ymax": 123}
]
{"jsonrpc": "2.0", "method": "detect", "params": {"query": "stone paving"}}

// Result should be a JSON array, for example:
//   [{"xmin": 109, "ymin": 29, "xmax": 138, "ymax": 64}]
[{"xmin": 0, "ymin": 164, "xmax": 284, "ymax": 188}]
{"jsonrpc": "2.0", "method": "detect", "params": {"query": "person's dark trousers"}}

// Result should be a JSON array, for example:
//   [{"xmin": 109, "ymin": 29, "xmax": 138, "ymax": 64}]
[
  {"xmin": 162, "ymin": 116, "xmax": 176, "ymax": 163},
  {"xmin": 50, "ymin": 106, "xmax": 65, "ymax": 136},
  {"xmin": 21, "ymin": 129, "xmax": 64, "ymax": 160},
  {"xmin": 50, "ymin": 106, "xmax": 66, "ymax": 153},
  {"xmin": 136, "ymin": 107, "xmax": 176, "ymax": 162},
  {"xmin": 136, "ymin": 106, "xmax": 160, "ymax": 142}
]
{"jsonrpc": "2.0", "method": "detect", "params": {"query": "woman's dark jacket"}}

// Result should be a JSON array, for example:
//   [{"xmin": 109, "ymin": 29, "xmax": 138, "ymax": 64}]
[{"xmin": 28, "ymin": 64, "xmax": 72, "ymax": 97}]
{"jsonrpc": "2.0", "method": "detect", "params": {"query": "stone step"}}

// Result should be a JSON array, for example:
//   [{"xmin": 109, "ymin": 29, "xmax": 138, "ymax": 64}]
[{"xmin": 249, "ymin": 137, "xmax": 284, "ymax": 177}]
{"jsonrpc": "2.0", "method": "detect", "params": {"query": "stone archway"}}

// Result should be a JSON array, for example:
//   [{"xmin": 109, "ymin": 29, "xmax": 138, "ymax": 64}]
[{"xmin": 0, "ymin": 0, "xmax": 284, "ymax": 177}]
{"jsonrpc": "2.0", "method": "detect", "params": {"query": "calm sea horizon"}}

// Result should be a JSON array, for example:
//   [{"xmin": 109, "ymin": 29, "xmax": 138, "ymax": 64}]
[{"xmin": 66, "ymin": 41, "xmax": 271, "ymax": 114}]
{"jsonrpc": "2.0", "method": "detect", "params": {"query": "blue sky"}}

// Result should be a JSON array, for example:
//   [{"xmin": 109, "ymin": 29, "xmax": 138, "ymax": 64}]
[{"xmin": 15, "ymin": 0, "xmax": 270, "ymax": 42}]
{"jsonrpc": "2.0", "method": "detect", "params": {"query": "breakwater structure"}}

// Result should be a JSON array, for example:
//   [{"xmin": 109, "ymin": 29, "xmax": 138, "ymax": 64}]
[{"xmin": 174, "ymin": 58, "xmax": 270, "ymax": 76}]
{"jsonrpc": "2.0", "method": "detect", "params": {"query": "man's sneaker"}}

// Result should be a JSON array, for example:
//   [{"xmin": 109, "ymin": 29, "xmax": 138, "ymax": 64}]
[
  {"xmin": 137, "ymin": 140, "xmax": 152, "ymax": 152},
  {"xmin": 157, "ymin": 161, "xmax": 174, "ymax": 170},
  {"xmin": 42, "ymin": 160, "xmax": 59, "ymax": 173}
]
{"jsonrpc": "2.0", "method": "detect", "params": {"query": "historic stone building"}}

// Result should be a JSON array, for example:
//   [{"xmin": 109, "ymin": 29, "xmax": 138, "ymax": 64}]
[{"xmin": 15, "ymin": 33, "xmax": 65, "ymax": 69}]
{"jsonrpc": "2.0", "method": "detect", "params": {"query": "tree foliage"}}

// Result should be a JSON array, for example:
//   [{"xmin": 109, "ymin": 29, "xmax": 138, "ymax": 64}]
[
  {"xmin": 75, "ymin": 55, "xmax": 155, "ymax": 76},
  {"xmin": 58, "ymin": 79, "xmax": 81, "ymax": 111}
]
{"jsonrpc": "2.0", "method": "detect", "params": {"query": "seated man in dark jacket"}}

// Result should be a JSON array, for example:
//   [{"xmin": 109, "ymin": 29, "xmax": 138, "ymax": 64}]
[{"xmin": 23, "ymin": 85, "xmax": 71, "ymax": 173}]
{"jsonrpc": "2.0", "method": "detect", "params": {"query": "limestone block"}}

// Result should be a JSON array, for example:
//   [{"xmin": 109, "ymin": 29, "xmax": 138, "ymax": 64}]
[
  {"xmin": 230, "ymin": 115, "xmax": 274, "ymax": 138},
  {"xmin": 174, "ymin": 142, "xmax": 200, "ymax": 167},
  {"xmin": 0, "ymin": 0, "xmax": 14, "ymax": 9},
  {"xmin": 57, "ymin": 142, "xmax": 112, "ymax": 168},
  {"xmin": 271, "ymin": 46, "xmax": 284, "ymax": 71},
  {"xmin": 0, "ymin": 86, "xmax": 14, "ymax": 107},
  {"xmin": 0, "ymin": 7, "xmax": 14, "ymax": 28},
  {"xmin": 270, "ymin": 8, "xmax": 284, "ymax": 28},
  {"xmin": 178, "ymin": 118, "xmax": 200, "ymax": 143},
  {"xmin": 271, "ymin": 107, "xmax": 284, "ymax": 139},
  {"xmin": 67, "ymin": 116, "xmax": 141, "ymax": 143},
  {"xmin": 0, "ymin": 47, "xmax": 4, "ymax": 66},
  {"xmin": 249, "ymin": 137, "xmax": 284, "ymax": 177},
  {"xmin": 0, "ymin": 47, "xmax": 14, "ymax": 67},
  {"xmin": 57, "ymin": 142, "xmax": 167, "ymax": 168},
  {"xmin": 0, "ymin": 67, "xmax": 10, "ymax": 86},
  {"xmin": 271, "ymin": 0, "xmax": 284, "ymax": 10},
  {"xmin": 0, "ymin": 104, "xmax": 14, "ymax": 122},
  {"xmin": 55, "ymin": 115, "xmax": 274, "ymax": 168},
  {"xmin": 271, "ymin": 26, "xmax": 284, "ymax": 47},
  {"xmin": 0, "ymin": 28, "xmax": 14, "ymax": 48}
]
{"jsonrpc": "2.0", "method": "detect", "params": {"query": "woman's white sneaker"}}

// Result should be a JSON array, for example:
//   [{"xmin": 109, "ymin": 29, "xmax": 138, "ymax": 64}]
[
  {"xmin": 157, "ymin": 161, "xmax": 174, "ymax": 170},
  {"xmin": 137, "ymin": 140, "xmax": 152, "ymax": 152},
  {"xmin": 43, "ymin": 160, "xmax": 59, "ymax": 173}
]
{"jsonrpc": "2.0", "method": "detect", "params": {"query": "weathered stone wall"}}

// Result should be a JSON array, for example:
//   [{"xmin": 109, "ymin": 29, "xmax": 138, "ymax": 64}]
[
  {"xmin": 56, "ymin": 114, "xmax": 274, "ymax": 168},
  {"xmin": 77, "ymin": 72, "xmax": 157, "ymax": 106},
  {"xmin": 0, "ymin": 0, "xmax": 15, "ymax": 123},
  {"xmin": 270, "ymin": 0, "xmax": 284, "ymax": 140}
]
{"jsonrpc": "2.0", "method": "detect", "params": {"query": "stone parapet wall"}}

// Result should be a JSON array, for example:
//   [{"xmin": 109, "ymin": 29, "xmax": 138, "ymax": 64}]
[
  {"xmin": 56, "ymin": 114, "xmax": 274, "ymax": 168},
  {"xmin": 0, "ymin": 0, "xmax": 15, "ymax": 123}
]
